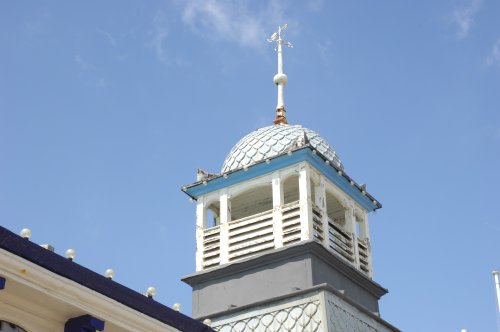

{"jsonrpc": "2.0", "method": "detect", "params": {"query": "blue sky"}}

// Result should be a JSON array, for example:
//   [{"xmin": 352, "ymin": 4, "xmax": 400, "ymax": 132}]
[{"xmin": 1, "ymin": 0, "xmax": 500, "ymax": 330}]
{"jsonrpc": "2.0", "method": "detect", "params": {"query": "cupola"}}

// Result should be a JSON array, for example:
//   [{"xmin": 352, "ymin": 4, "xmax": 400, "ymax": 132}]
[{"xmin": 182, "ymin": 24, "xmax": 398, "ymax": 332}]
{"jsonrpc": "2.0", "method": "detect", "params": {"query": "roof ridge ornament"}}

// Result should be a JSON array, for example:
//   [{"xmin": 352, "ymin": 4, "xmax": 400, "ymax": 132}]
[{"xmin": 268, "ymin": 24, "xmax": 293, "ymax": 125}]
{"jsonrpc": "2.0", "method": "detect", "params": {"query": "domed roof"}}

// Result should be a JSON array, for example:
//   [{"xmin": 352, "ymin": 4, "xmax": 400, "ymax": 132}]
[{"xmin": 221, "ymin": 124, "xmax": 343, "ymax": 173}]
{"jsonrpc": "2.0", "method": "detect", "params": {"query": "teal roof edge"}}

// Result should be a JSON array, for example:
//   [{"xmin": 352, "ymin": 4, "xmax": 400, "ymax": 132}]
[{"xmin": 182, "ymin": 147, "xmax": 381, "ymax": 212}]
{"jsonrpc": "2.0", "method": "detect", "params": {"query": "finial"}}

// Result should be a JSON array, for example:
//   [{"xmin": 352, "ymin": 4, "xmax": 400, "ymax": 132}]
[
  {"xmin": 104, "ymin": 268, "xmax": 115, "ymax": 280},
  {"xmin": 268, "ymin": 24, "xmax": 293, "ymax": 125},
  {"xmin": 146, "ymin": 286, "xmax": 157, "ymax": 298},
  {"xmin": 19, "ymin": 228, "xmax": 32, "ymax": 239},
  {"xmin": 65, "ymin": 248, "xmax": 76, "ymax": 261}
]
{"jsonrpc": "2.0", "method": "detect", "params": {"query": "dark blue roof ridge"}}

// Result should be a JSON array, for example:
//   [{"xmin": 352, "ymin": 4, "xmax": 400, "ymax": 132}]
[{"xmin": 0, "ymin": 226, "xmax": 214, "ymax": 332}]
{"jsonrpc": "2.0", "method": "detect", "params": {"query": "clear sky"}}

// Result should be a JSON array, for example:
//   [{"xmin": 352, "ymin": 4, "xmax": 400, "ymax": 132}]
[{"xmin": 1, "ymin": 1, "xmax": 500, "ymax": 331}]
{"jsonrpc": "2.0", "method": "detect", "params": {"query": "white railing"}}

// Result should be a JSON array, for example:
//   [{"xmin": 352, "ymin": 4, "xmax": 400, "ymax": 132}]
[
  {"xmin": 201, "ymin": 201, "xmax": 371, "ymax": 277},
  {"xmin": 228, "ymin": 209, "xmax": 274, "ymax": 261},
  {"xmin": 357, "ymin": 238, "xmax": 370, "ymax": 274},
  {"xmin": 281, "ymin": 201, "xmax": 301, "ymax": 245},
  {"xmin": 201, "ymin": 201, "xmax": 300, "ymax": 268},
  {"xmin": 312, "ymin": 203, "xmax": 371, "ymax": 277},
  {"xmin": 327, "ymin": 218, "xmax": 355, "ymax": 264},
  {"xmin": 311, "ymin": 203, "xmax": 325, "ymax": 243},
  {"xmin": 202, "ymin": 226, "xmax": 221, "ymax": 269}
]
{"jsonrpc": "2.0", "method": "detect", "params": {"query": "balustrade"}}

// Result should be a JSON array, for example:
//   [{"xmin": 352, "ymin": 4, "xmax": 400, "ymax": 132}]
[{"xmin": 201, "ymin": 200, "xmax": 371, "ymax": 277}]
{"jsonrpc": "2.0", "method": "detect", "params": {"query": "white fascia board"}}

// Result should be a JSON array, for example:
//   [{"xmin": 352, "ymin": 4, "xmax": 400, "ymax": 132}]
[{"xmin": 0, "ymin": 249, "xmax": 181, "ymax": 332}]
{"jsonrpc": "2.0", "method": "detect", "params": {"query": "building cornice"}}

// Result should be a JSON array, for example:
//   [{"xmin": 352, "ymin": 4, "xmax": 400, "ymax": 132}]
[
  {"xmin": 182, "ymin": 146, "xmax": 381, "ymax": 212},
  {"xmin": 0, "ymin": 226, "xmax": 213, "ymax": 332}
]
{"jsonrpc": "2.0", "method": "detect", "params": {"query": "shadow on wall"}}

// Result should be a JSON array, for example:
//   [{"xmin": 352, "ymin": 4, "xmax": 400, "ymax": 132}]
[{"xmin": 0, "ymin": 321, "xmax": 27, "ymax": 332}]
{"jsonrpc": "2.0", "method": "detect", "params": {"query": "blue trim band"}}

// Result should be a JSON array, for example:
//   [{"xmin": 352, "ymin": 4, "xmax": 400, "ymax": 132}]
[
  {"xmin": 184, "ymin": 148, "xmax": 379, "ymax": 212},
  {"xmin": 0, "ymin": 276, "xmax": 5, "ymax": 289}
]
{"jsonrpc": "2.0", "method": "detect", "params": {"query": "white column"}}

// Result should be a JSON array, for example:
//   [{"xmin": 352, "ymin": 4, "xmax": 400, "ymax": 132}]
[
  {"xmin": 299, "ymin": 165, "xmax": 313, "ymax": 241},
  {"xmin": 219, "ymin": 192, "xmax": 231, "ymax": 264},
  {"xmin": 358, "ymin": 211, "xmax": 371, "ymax": 240},
  {"xmin": 345, "ymin": 206, "xmax": 360, "ymax": 268},
  {"xmin": 195, "ymin": 199, "xmax": 206, "ymax": 271},
  {"xmin": 314, "ymin": 176, "xmax": 328, "ymax": 248},
  {"xmin": 272, "ymin": 173, "xmax": 284, "ymax": 248}
]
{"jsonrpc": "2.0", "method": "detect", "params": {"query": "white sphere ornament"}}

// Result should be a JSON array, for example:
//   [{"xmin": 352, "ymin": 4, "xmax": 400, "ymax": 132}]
[
  {"xmin": 203, "ymin": 319, "xmax": 212, "ymax": 326},
  {"xmin": 273, "ymin": 73, "xmax": 288, "ymax": 85},
  {"xmin": 20, "ymin": 228, "xmax": 32, "ymax": 239},
  {"xmin": 146, "ymin": 286, "xmax": 157, "ymax": 298},
  {"xmin": 65, "ymin": 248, "xmax": 76, "ymax": 261},
  {"xmin": 172, "ymin": 303, "xmax": 182, "ymax": 312},
  {"xmin": 104, "ymin": 268, "xmax": 115, "ymax": 279}
]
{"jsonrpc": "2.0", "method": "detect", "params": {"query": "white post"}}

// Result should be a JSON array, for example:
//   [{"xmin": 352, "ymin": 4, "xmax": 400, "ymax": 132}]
[
  {"xmin": 195, "ymin": 199, "xmax": 206, "ymax": 271},
  {"xmin": 314, "ymin": 176, "xmax": 328, "ymax": 248},
  {"xmin": 493, "ymin": 270, "xmax": 500, "ymax": 332},
  {"xmin": 299, "ymin": 165, "xmax": 313, "ymax": 241},
  {"xmin": 272, "ymin": 173, "xmax": 284, "ymax": 248},
  {"xmin": 219, "ymin": 192, "xmax": 231, "ymax": 264},
  {"xmin": 358, "ymin": 212, "xmax": 370, "ymax": 240}
]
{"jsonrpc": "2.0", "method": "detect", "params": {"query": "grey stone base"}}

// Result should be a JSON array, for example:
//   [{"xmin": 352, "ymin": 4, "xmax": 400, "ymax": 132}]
[{"xmin": 183, "ymin": 241, "xmax": 388, "ymax": 319}]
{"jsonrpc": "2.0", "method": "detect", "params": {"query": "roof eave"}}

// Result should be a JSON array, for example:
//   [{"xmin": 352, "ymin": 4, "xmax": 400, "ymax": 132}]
[
  {"xmin": 181, "ymin": 146, "xmax": 382, "ymax": 211},
  {"xmin": 0, "ymin": 226, "xmax": 214, "ymax": 332}
]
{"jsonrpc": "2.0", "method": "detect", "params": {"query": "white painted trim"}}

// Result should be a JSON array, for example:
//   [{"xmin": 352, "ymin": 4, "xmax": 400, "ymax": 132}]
[
  {"xmin": 315, "ymin": 175, "xmax": 329, "ymax": 249},
  {"xmin": 298, "ymin": 163, "xmax": 313, "ymax": 241},
  {"xmin": 196, "ymin": 199, "xmax": 206, "ymax": 271},
  {"xmin": 226, "ymin": 174, "xmax": 273, "ymax": 198},
  {"xmin": 202, "ymin": 192, "xmax": 220, "ymax": 209},
  {"xmin": 219, "ymin": 192, "xmax": 231, "ymax": 264},
  {"xmin": 0, "ymin": 249, "xmax": 181, "ymax": 332},
  {"xmin": 224, "ymin": 165, "xmax": 298, "ymax": 199},
  {"xmin": 357, "ymin": 211, "xmax": 370, "ymax": 240},
  {"xmin": 323, "ymin": 177, "xmax": 367, "ymax": 215},
  {"xmin": 272, "ymin": 172, "xmax": 284, "ymax": 249}
]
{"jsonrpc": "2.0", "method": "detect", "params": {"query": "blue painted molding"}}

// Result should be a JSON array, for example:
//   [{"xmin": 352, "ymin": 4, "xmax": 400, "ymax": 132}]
[
  {"xmin": 65, "ymin": 315, "xmax": 105, "ymax": 332},
  {"xmin": 184, "ymin": 149, "xmax": 311, "ymax": 197},
  {"xmin": 0, "ymin": 276, "xmax": 5, "ymax": 290},
  {"xmin": 183, "ymin": 147, "xmax": 380, "ymax": 212}
]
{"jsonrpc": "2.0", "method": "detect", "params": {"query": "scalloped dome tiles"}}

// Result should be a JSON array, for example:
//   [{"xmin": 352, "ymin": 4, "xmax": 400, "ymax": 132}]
[{"xmin": 221, "ymin": 124, "xmax": 343, "ymax": 173}]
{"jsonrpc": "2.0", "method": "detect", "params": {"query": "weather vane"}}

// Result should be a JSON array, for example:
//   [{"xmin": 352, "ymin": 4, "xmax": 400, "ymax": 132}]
[{"xmin": 268, "ymin": 24, "xmax": 293, "ymax": 125}]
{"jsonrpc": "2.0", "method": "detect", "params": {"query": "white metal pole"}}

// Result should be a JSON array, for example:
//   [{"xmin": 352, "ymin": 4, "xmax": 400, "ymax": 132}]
[
  {"xmin": 494, "ymin": 271, "xmax": 500, "ymax": 312},
  {"xmin": 268, "ymin": 24, "xmax": 291, "ymax": 125},
  {"xmin": 493, "ymin": 270, "xmax": 500, "ymax": 332}
]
